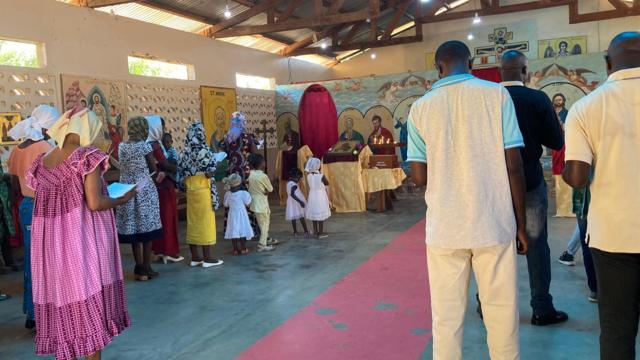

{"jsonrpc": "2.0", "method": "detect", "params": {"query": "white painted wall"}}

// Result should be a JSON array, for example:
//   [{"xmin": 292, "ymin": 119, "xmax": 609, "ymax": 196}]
[
  {"xmin": 333, "ymin": 2, "xmax": 640, "ymax": 78},
  {"xmin": 0, "ymin": 0, "xmax": 334, "ymax": 87}
]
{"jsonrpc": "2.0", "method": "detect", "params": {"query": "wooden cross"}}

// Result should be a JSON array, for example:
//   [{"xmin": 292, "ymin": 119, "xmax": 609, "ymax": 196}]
[{"xmin": 255, "ymin": 119, "xmax": 276, "ymax": 175}]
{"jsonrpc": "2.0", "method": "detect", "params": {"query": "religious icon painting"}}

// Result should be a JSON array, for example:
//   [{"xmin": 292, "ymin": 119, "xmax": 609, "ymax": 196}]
[
  {"xmin": 393, "ymin": 96, "xmax": 421, "ymax": 162},
  {"xmin": 60, "ymin": 75, "xmax": 126, "ymax": 153},
  {"xmin": 0, "ymin": 112, "xmax": 22, "ymax": 145},
  {"xmin": 337, "ymin": 108, "xmax": 366, "ymax": 145},
  {"xmin": 540, "ymin": 82, "xmax": 587, "ymax": 111},
  {"xmin": 201, "ymin": 86, "xmax": 236, "ymax": 149},
  {"xmin": 539, "ymin": 36, "xmax": 587, "ymax": 59},
  {"xmin": 277, "ymin": 112, "xmax": 300, "ymax": 150}
]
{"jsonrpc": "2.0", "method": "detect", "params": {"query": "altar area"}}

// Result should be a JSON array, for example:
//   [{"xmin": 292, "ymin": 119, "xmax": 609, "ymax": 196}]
[{"xmin": 275, "ymin": 141, "xmax": 406, "ymax": 213}]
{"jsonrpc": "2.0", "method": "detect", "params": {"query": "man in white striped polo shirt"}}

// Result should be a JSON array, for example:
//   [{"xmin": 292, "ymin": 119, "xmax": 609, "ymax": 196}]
[{"xmin": 408, "ymin": 41, "xmax": 529, "ymax": 360}]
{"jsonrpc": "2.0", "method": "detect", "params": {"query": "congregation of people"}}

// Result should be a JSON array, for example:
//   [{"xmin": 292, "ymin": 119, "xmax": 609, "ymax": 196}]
[
  {"xmin": 0, "ymin": 28, "xmax": 638, "ymax": 360},
  {"xmin": 0, "ymin": 105, "xmax": 332, "ymax": 359},
  {"xmin": 408, "ymin": 31, "xmax": 640, "ymax": 360}
]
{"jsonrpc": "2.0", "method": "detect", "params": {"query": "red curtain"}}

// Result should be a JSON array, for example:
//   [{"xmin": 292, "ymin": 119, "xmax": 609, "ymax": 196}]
[
  {"xmin": 472, "ymin": 67, "xmax": 502, "ymax": 83},
  {"xmin": 298, "ymin": 84, "xmax": 338, "ymax": 158}
]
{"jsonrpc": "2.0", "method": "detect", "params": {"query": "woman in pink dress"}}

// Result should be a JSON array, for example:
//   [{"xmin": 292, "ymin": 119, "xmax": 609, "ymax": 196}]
[{"xmin": 27, "ymin": 108, "xmax": 135, "ymax": 360}]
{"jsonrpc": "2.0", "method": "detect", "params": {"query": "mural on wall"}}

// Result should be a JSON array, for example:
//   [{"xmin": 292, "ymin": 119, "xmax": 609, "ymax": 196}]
[
  {"xmin": 277, "ymin": 52, "xmax": 608, "ymax": 162},
  {"xmin": 0, "ymin": 112, "xmax": 21, "ymax": 145},
  {"xmin": 61, "ymin": 75, "xmax": 126, "ymax": 154},
  {"xmin": 201, "ymin": 86, "xmax": 236, "ymax": 149},
  {"xmin": 277, "ymin": 112, "xmax": 300, "ymax": 149},
  {"xmin": 539, "ymin": 36, "xmax": 587, "ymax": 59},
  {"xmin": 276, "ymin": 70, "xmax": 438, "ymax": 160}
]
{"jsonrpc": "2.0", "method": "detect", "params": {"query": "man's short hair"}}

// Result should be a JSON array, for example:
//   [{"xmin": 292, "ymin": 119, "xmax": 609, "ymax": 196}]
[{"xmin": 435, "ymin": 41, "xmax": 472, "ymax": 65}]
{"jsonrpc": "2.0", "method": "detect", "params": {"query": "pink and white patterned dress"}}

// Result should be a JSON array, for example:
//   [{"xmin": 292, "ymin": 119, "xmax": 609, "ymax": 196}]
[{"xmin": 27, "ymin": 146, "xmax": 130, "ymax": 360}]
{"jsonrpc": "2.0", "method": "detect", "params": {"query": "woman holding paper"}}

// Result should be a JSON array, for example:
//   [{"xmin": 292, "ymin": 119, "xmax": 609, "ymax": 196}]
[
  {"xmin": 178, "ymin": 123, "xmax": 223, "ymax": 268},
  {"xmin": 116, "ymin": 116, "xmax": 163, "ymax": 281},
  {"xmin": 26, "ymin": 108, "xmax": 134, "ymax": 360}
]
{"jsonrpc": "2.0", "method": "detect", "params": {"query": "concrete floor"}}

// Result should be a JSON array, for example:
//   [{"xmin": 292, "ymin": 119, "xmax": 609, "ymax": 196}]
[{"xmin": 0, "ymin": 191, "xmax": 624, "ymax": 359}]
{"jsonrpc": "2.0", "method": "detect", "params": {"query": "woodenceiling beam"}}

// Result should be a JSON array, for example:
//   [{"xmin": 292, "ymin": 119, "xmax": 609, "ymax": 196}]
[
  {"xmin": 420, "ymin": 0, "xmax": 571, "ymax": 22},
  {"xmin": 86, "ymin": 0, "xmax": 134, "ymax": 7},
  {"xmin": 203, "ymin": 0, "xmax": 286, "ymax": 36},
  {"xmin": 569, "ymin": 0, "xmax": 640, "ymax": 23},
  {"xmin": 279, "ymin": 0, "xmax": 302, "ymax": 22},
  {"xmin": 341, "ymin": 21, "xmax": 366, "ymax": 45},
  {"xmin": 137, "ymin": 0, "xmax": 216, "ymax": 24},
  {"xmin": 480, "ymin": 0, "xmax": 492, "ymax": 8},
  {"xmin": 216, "ymin": 2, "xmax": 372, "ymax": 38},
  {"xmin": 381, "ymin": 0, "xmax": 413, "ymax": 40},
  {"xmin": 288, "ymin": 34, "xmax": 423, "ymax": 56},
  {"xmin": 607, "ymin": 0, "xmax": 631, "ymax": 10}
]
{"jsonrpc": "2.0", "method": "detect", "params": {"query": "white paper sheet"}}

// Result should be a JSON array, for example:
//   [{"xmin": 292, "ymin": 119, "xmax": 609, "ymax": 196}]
[{"xmin": 107, "ymin": 183, "xmax": 135, "ymax": 199}]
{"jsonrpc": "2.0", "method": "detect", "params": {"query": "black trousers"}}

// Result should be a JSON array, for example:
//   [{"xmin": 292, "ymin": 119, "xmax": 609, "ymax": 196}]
[{"xmin": 591, "ymin": 248, "xmax": 640, "ymax": 360}]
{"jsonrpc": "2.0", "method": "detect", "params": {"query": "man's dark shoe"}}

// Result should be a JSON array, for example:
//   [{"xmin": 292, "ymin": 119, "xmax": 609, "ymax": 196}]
[{"xmin": 531, "ymin": 310, "xmax": 568, "ymax": 326}]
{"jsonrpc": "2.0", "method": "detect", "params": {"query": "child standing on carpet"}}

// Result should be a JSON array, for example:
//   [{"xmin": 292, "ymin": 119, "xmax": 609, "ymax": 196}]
[
  {"xmin": 286, "ymin": 168, "xmax": 309, "ymax": 237},
  {"xmin": 304, "ymin": 158, "xmax": 331, "ymax": 238},
  {"xmin": 248, "ymin": 154, "xmax": 277, "ymax": 252},
  {"xmin": 224, "ymin": 173, "xmax": 254, "ymax": 255}
]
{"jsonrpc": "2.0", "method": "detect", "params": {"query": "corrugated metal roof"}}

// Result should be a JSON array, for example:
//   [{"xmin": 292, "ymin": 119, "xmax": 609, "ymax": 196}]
[
  {"xmin": 96, "ymin": 3, "xmax": 210, "ymax": 33},
  {"xmin": 57, "ymin": 0, "xmax": 419, "ymax": 68}
]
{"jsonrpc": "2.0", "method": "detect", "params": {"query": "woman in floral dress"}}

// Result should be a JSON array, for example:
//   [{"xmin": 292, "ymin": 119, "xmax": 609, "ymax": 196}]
[{"xmin": 27, "ymin": 109, "xmax": 134, "ymax": 360}]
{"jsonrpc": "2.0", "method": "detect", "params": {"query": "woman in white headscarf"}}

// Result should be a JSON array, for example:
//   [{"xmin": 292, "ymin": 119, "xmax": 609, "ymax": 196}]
[
  {"xmin": 27, "ymin": 109, "xmax": 134, "ymax": 360},
  {"xmin": 145, "ymin": 115, "xmax": 183, "ymax": 264},
  {"xmin": 7, "ymin": 104, "xmax": 59, "ymax": 330}
]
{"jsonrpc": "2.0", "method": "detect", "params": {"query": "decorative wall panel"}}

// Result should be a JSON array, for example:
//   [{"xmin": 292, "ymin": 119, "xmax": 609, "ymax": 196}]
[{"xmin": 237, "ymin": 89, "xmax": 276, "ymax": 149}]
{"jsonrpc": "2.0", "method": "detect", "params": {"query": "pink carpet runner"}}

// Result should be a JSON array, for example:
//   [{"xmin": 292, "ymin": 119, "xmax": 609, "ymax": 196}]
[{"xmin": 238, "ymin": 220, "xmax": 432, "ymax": 360}]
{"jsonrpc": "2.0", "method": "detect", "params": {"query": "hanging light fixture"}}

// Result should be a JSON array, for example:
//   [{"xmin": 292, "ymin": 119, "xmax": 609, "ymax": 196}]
[
  {"xmin": 320, "ymin": 41, "xmax": 328, "ymax": 49},
  {"xmin": 467, "ymin": 33, "xmax": 475, "ymax": 40},
  {"xmin": 224, "ymin": 3, "xmax": 232, "ymax": 19},
  {"xmin": 473, "ymin": 12, "xmax": 482, "ymax": 24},
  {"xmin": 371, "ymin": 53, "xmax": 377, "ymax": 59}
]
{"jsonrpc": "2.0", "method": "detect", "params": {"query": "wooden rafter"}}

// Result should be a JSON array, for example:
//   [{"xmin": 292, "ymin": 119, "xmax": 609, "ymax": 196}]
[
  {"xmin": 85, "ymin": 0, "xmax": 134, "ymax": 7},
  {"xmin": 289, "ymin": 34, "xmax": 423, "ymax": 56},
  {"xmin": 569, "ymin": 0, "xmax": 640, "ymax": 22},
  {"xmin": 215, "ymin": 0, "xmax": 370, "ymax": 38},
  {"xmin": 381, "ymin": 0, "xmax": 413, "ymax": 40},
  {"xmin": 480, "ymin": 0, "xmax": 492, "ymax": 9},
  {"xmin": 202, "ymin": 0, "xmax": 286, "ymax": 37},
  {"xmin": 279, "ymin": 0, "xmax": 302, "ymax": 22},
  {"xmin": 420, "ymin": 0, "xmax": 571, "ymax": 22},
  {"xmin": 341, "ymin": 21, "xmax": 366, "ymax": 45},
  {"xmin": 607, "ymin": 0, "xmax": 630, "ymax": 10}
]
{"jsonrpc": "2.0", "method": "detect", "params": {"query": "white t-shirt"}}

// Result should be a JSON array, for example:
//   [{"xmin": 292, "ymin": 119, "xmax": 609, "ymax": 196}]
[
  {"xmin": 407, "ymin": 74, "xmax": 524, "ymax": 249},
  {"xmin": 564, "ymin": 67, "xmax": 640, "ymax": 254}
]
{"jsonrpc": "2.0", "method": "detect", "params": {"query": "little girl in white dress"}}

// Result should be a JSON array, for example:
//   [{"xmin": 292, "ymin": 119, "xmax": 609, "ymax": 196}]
[
  {"xmin": 223, "ymin": 173, "xmax": 254, "ymax": 255},
  {"xmin": 286, "ymin": 168, "xmax": 309, "ymax": 237},
  {"xmin": 304, "ymin": 158, "xmax": 331, "ymax": 238}
]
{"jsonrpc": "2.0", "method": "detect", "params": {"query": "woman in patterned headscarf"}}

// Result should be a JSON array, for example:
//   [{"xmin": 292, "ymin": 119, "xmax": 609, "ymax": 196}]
[
  {"xmin": 116, "ymin": 116, "xmax": 163, "ymax": 281},
  {"xmin": 178, "ymin": 122, "xmax": 223, "ymax": 268}
]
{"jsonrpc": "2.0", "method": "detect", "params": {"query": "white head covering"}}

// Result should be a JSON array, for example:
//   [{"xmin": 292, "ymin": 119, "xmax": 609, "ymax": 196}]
[
  {"xmin": 305, "ymin": 157, "xmax": 321, "ymax": 173},
  {"xmin": 48, "ymin": 109, "xmax": 103, "ymax": 148},
  {"xmin": 8, "ymin": 105, "xmax": 60, "ymax": 142},
  {"xmin": 145, "ymin": 115, "xmax": 167, "ymax": 156}
]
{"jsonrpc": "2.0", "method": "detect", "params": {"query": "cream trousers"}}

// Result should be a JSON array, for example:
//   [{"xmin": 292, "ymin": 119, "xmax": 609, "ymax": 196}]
[
  {"xmin": 427, "ymin": 240, "xmax": 519, "ymax": 360},
  {"xmin": 255, "ymin": 212, "xmax": 270, "ymax": 246}
]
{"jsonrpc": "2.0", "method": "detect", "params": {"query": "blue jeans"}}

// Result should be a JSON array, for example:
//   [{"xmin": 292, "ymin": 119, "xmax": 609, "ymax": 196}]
[
  {"xmin": 525, "ymin": 182, "xmax": 556, "ymax": 316},
  {"xmin": 566, "ymin": 224, "xmax": 581, "ymax": 256},
  {"xmin": 578, "ymin": 217, "xmax": 597, "ymax": 293},
  {"xmin": 20, "ymin": 197, "xmax": 34, "ymax": 321}
]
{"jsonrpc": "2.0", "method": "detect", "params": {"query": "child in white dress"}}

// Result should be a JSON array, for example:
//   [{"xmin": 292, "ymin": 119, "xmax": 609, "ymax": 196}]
[
  {"xmin": 223, "ymin": 173, "xmax": 254, "ymax": 255},
  {"xmin": 304, "ymin": 158, "xmax": 331, "ymax": 238},
  {"xmin": 286, "ymin": 168, "xmax": 309, "ymax": 237}
]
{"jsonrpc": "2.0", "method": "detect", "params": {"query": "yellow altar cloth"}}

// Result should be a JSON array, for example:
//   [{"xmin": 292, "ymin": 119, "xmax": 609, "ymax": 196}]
[
  {"xmin": 276, "ymin": 145, "xmax": 313, "ymax": 205},
  {"xmin": 362, "ymin": 168, "xmax": 406, "ymax": 193},
  {"xmin": 322, "ymin": 146, "xmax": 372, "ymax": 213}
]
